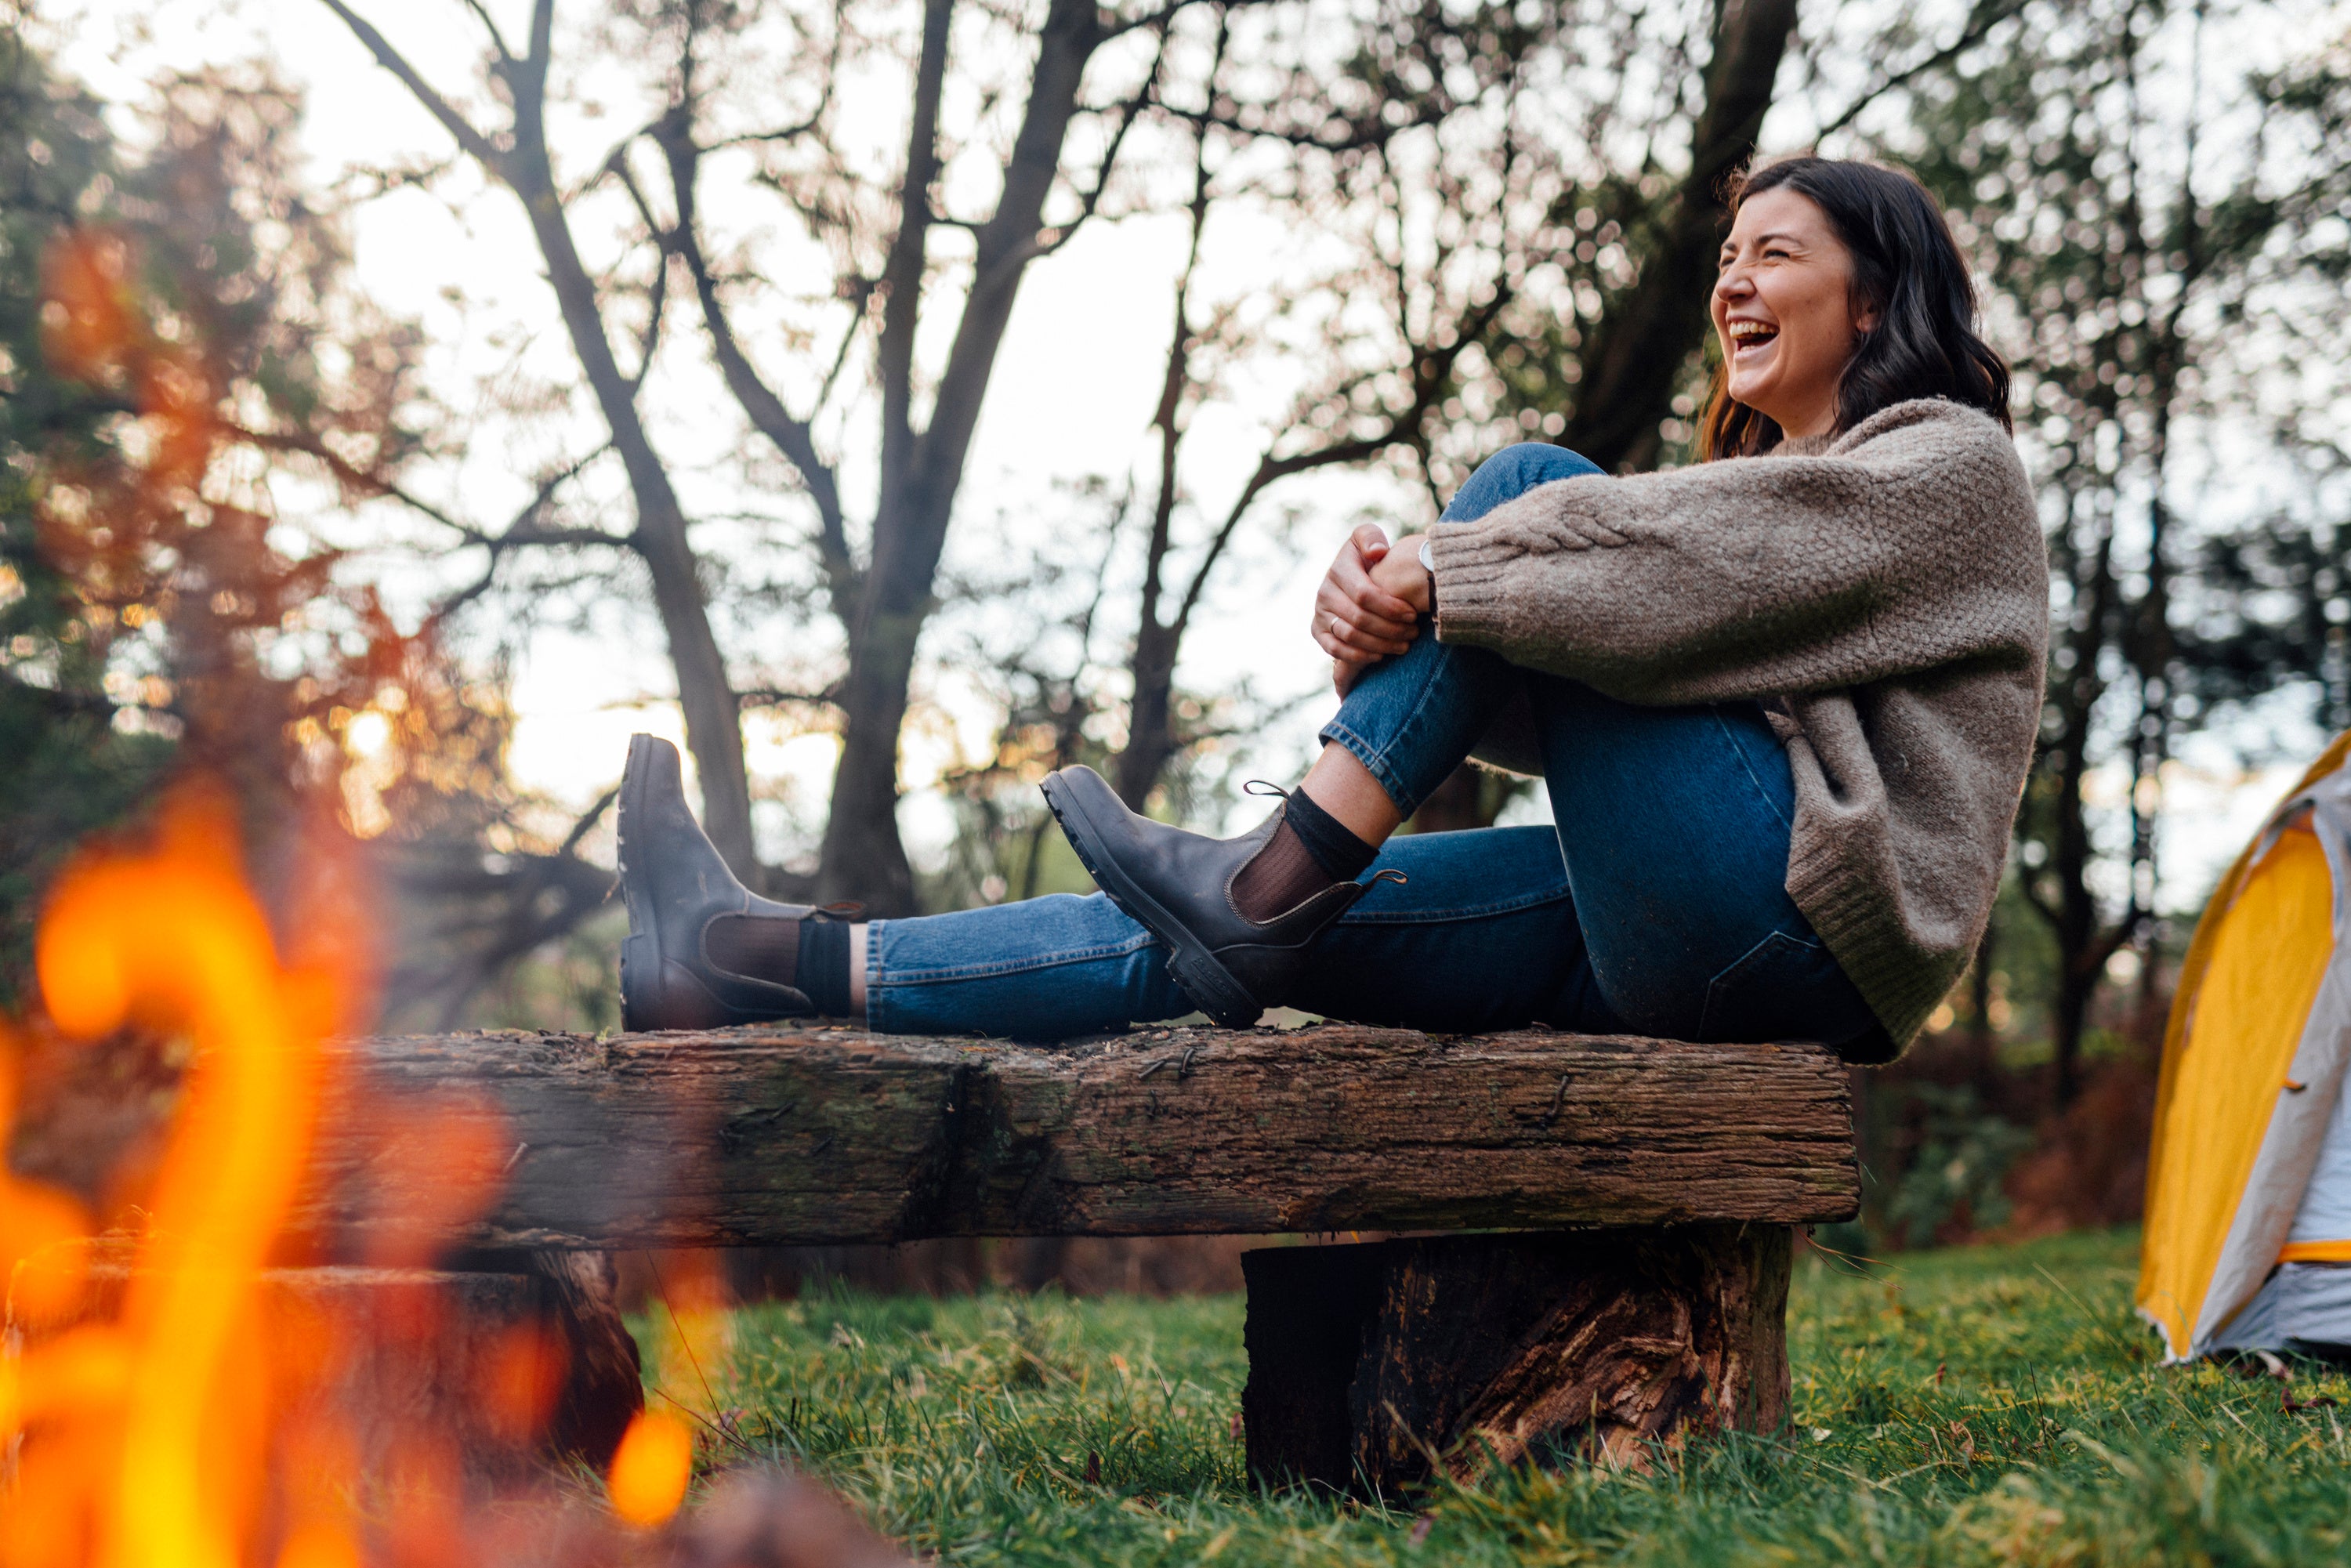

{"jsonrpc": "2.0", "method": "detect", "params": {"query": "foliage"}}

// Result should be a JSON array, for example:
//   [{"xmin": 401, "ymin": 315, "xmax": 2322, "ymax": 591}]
[
  {"xmin": 0, "ymin": 29, "xmax": 608, "ymax": 1029},
  {"xmin": 1893, "ymin": 0, "xmax": 2351, "ymax": 1103},
  {"xmin": 0, "ymin": 35, "xmax": 419, "ymax": 997},
  {"xmin": 1874, "ymin": 1084, "xmax": 2039, "ymax": 1250},
  {"xmin": 644, "ymin": 1229, "xmax": 2351, "ymax": 1566}
]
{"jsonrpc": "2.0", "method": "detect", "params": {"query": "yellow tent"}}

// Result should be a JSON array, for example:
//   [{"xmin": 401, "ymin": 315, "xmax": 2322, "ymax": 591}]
[{"xmin": 2139, "ymin": 733, "xmax": 2351, "ymax": 1360}]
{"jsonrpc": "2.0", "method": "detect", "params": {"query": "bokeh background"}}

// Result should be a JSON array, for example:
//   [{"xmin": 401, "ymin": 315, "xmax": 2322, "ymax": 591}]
[{"xmin": 6, "ymin": 0, "xmax": 2350, "ymax": 1279}]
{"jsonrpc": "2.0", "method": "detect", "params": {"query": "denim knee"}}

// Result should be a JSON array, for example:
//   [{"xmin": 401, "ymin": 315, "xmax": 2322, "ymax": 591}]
[
  {"xmin": 1494, "ymin": 441, "xmax": 1604, "ymax": 482},
  {"xmin": 1443, "ymin": 443, "xmax": 1604, "ymax": 523}
]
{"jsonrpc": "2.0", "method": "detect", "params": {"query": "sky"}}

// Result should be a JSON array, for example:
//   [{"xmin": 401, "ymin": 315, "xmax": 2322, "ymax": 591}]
[{"xmin": 40, "ymin": 0, "xmax": 2339, "ymax": 923}]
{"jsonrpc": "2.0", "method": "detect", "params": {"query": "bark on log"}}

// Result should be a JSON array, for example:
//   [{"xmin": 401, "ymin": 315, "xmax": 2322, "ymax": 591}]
[
  {"xmin": 275, "ymin": 1025, "xmax": 1857, "ymax": 1252},
  {"xmin": 1241, "ymin": 1225, "xmax": 1792, "ymax": 1495}
]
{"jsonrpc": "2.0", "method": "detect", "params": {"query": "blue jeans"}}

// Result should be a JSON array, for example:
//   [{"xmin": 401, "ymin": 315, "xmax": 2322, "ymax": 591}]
[{"xmin": 867, "ymin": 444, "xmax": 1882, "ymax": 1053}]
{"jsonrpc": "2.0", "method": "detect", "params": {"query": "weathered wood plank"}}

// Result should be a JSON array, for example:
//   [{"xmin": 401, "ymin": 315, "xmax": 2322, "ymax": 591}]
[{"xmin": 288, "ymin": 1023, "xmax": 1857, "ymax": 1251}]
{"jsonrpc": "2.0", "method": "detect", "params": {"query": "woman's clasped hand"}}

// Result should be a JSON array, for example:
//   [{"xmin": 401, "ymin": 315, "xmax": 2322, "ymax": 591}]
[{"xmin": 1312, "ymin": 522, "xmax": 1433, "ymax": 694}]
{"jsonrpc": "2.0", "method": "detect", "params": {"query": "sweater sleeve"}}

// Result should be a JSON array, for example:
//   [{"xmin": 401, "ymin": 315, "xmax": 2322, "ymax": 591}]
[{"xmin": 1427, "ymin": 400, "xmax": 2041, "ymax": 706}]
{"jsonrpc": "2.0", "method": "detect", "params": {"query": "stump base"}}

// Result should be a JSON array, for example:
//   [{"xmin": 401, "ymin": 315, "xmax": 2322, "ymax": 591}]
[
  {"xmin": 1241, "ymin": 1225, "xmax": 1791, "ymax": 1494},
  {"xmin": 6, "ymin": 1247, "xmax": 643, "ymax": 1484}
]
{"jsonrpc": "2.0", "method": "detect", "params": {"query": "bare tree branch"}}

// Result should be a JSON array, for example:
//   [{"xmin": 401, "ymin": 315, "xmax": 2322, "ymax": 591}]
[
  {"xmin": 1814, "ymin": 0, "xmax": 2033, "ymax": 140},
  {"xmin": 318, "ymin": 0, "xmax": 508, "ymax": 172},
  {"xmin": 650, "ymin": 103, "xmax": 857, "ymax": 619}
]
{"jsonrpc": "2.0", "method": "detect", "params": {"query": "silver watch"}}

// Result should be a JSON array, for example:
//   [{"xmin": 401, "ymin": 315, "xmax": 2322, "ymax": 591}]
[{"xmin": 1418, "ymin": 538, "xmax": 1436, "ymax": 606}]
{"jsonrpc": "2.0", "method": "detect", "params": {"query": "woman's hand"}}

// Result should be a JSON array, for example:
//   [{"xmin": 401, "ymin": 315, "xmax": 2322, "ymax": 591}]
[{"xmin": 1313, "ymin": 525, "xmax": 1433, "ymax": 696}]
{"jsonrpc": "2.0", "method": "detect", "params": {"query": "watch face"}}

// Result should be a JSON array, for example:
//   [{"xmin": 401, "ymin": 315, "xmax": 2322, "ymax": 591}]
[{"xmin": 1419, "ymin": 539, "xmax": 1435, "ymax": 570}]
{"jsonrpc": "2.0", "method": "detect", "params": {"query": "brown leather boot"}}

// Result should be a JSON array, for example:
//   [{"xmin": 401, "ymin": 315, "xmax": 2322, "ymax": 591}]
[
  {"xmin": 617, "ymin": 735, "xmax": 857, "ymax": 1030},
  {"xmin": 1039, "ymin": 765, "xmax": 1396, "ymax": 1027}
]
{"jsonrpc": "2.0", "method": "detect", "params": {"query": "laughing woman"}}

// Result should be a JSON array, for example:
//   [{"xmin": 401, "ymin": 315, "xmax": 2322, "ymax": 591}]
[{"xmin": 616, "ymin": 156, "xmax": 2048, "ymax": 1064}]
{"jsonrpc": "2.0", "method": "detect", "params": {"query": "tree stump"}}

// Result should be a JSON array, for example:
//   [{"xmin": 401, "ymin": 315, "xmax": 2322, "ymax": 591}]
[
  {"xmin": 270, "ymin": 1259, "xmax": 645, "ymax": 1479},
  {"xmin": 5, "ymin": 1243, "xmax": 643, "ymax": 1484},
  {"xmin": 1241, "ymin": 1224, "xmax": 1792, "ymax": 1494}
]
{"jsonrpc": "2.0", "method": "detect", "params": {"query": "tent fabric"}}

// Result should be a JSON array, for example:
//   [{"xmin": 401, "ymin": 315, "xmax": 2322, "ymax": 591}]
[
  {"xmin": 2287, "ymin": 1026, "xmax": 2351, "ymax": 1251},
  {"xmin": 2138, "ymin": 735, "xmax": 2351, "ymax": 1360},
  {"xmin": 2205, "ymin": 1262, "xmax": 2351, "ymax": 1355}
]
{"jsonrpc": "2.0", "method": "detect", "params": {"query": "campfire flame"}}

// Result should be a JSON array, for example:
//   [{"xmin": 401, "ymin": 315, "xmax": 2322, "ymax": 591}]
[
  {"xmin": 0, "ymin": 795, "xmax": 706, "ymax": 1563},
  {"xmin": 7, "ymin": 793, "xmax": 347, "ymax": 1566},
  {"xmin": 5, "ymin": 219, "xmax": 905, "ymax": 1568}
]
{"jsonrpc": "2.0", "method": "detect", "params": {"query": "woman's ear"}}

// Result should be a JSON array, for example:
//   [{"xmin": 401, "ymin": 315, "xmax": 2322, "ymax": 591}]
[{"xmin": 1853, "ymin": 295, "xmax": 1883, "ymax": 335}]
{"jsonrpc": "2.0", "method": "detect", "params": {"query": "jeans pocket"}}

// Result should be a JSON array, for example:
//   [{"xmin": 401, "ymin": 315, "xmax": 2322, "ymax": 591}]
[{"xmin": 1697, "ymin": 929, "xmax": 1832, "ymax": 1044}]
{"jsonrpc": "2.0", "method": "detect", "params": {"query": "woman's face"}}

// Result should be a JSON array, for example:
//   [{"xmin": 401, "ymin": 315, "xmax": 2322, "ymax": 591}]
[{"xmin": 1711, "ymin": 187, "xmax": 1878, "ymax": 440}]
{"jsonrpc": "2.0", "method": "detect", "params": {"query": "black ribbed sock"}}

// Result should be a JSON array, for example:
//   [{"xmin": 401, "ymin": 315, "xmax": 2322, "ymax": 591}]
[
  {"xmin": 705, "ymin": 914, "xmax": 798, "ymax": 987},
  {"xmin": 704, "ymin": 913, "xmax": 854, "ymax": 1015},
  {"xmin": 796, "ymin": 916, "xmax": 853, "ymax": 1016},
  {"xmin": 1229, "ymin": 786, "xmax": 1380, "ymax": 923},
  {"xmin": 1283, "ymin": 787, "xmax": 1379, "ymax": 881}
]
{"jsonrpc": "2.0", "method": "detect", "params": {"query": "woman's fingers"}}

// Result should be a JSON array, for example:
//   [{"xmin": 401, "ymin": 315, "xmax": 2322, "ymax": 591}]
[
  {"xmin": 1328, "ymin": 539, "xmax": 1418, "ymax": 628},
  {"xmin": 1312, "ymin": 526, "xmax": 1418, "ymax": 680},
  {"xmin": 1312, "ymin": 610, "xmax": 1396, "ymax": 665},
  {"xmin": 1317, "ymin": 581, "xmax": 1415, "ymax": 655}
]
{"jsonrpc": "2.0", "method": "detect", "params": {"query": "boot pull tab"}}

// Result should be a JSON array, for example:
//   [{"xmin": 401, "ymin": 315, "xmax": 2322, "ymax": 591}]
[
  {"xmin": 1370, "ymin": 868, "xmax": 1407, "ymax": 887},
  {"xmin": 814, "ymin": 902, "xmax": 864, "ymax": 921},
  {"xmin": 1241, "ymin": 779, "xmax": 1291, "ymax": 800}
]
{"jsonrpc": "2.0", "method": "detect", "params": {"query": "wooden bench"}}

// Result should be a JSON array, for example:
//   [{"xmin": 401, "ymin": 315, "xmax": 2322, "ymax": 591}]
[{"xmin": 269, "ymin": 1021, "xmax": 1857, "ymax": 1490}]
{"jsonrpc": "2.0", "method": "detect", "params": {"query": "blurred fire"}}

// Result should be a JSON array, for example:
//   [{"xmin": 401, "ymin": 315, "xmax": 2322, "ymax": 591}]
[
  {"xmin": 5, "ymin": 791, "xmax": 351, "ymax": 1565},
  {"xmin": 0, "ymin": 795, "xmax": 700, "ymax": 1566},
  {"xmin": 9, "ymin": 205, "xmax": 906, "ymax": 1568}
]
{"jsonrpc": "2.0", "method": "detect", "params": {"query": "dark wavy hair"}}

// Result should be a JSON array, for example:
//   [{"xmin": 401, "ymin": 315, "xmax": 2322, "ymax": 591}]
[{"xmin": 1698, "ymin": 157, "xmax": 2011, "ymax": 460}]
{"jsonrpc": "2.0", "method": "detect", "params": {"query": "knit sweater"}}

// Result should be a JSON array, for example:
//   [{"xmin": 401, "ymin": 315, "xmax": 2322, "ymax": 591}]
[{"xmin": 1427, "ymin": 398, "xmax": 2049, "ymax": 1058}]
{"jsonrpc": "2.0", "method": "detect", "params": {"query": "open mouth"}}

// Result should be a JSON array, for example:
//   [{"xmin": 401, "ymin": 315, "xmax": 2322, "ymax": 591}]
[{"xmin": 1728, "ymin": 320, "xmax": 1779, "ymax": 357}]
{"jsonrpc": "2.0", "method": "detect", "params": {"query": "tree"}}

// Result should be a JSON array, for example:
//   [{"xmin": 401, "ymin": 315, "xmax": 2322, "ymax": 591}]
[
  {"xmin": 1098, "ymin": 0, "xmax": 1813, "ymax": 812},
  {"xmin": 1899, "ymin": 0, "xmax": 2351, "ymax": 1103},
  {"xmin": 319, "ymin": 0, "xmax": 1230, "ymax": 913},
  {"xmin": 0, "ymin": 36, "xmax": 433, "ymax": 996}
]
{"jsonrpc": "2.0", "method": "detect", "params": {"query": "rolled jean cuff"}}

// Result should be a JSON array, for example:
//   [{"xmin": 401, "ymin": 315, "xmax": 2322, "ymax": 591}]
[{"xmin": 1316, "ymin": 716, "xmax": 1429, "ymax": 820}]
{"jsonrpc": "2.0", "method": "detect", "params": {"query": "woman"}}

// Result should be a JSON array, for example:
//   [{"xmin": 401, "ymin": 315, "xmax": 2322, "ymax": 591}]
[{"xmin": 617, "ymin": 157, "xmax": 2047, "ymax": 1063}]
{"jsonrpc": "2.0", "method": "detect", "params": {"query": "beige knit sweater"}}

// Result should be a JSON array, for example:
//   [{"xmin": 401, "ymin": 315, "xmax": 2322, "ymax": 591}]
[{"xmin": 1428, "ymin": 397, "xmax": 2049, "ymax": 1056}]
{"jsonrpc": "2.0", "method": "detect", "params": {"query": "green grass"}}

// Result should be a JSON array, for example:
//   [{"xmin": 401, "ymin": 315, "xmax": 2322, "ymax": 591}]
[{"xmin": 641, "ymin": 1230, "xmax": 2351, "ymax": 1565}]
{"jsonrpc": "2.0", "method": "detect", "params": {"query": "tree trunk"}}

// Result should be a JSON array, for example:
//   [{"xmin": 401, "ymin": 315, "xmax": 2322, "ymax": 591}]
[
  {"xmin": 1967, "ymin": 914, "xmax": 1998, "ymax": 1076},
  {"xmin": 1242, "ymin": 1224, "xmax": 1791, "ymax": 1493},
  {"xmin": 815, "ymin": 0, "xmax": 1107, "ymax": 913},
  {"xmin": 818, "ymin": 609, "xmax": 922, "ymax": 913},
  {"xmin": 1562, "ymin": 0, "xmax": 1800, "ymax": 472},
  {"xmin": 1115, "ymin": 621, "xmax": 1181, "ymax": 810},
  {"xmin": 2048, "ymin": 729, "xmax": 2101, "ymax": 1108},
  {"xmin": 505, "ymin": 51, "xmax": 755, "ymax": 878}
]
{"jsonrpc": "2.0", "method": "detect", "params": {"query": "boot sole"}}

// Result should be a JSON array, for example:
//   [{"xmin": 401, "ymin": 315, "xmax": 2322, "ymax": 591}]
[
  {"xmin": 1040, "ymin": 772, "xmax": 1262, "ymax": 1029},
  {"xmin": 617, "ymin": 734, "xmax": 664, "ymax": 1032}
]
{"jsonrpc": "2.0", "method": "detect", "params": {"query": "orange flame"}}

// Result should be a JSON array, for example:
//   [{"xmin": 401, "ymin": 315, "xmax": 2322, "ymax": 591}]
[
  {"xmin": 3, "ymin": 219, "xmax": 773, "ymax": 1563},
  {"xmin": 606, "ymin": 1410, "xmax": 694, "ymax": 1528},
  {"xmin": 8, "ymin": 792, "xmax": 351, "ymax": 1568}
]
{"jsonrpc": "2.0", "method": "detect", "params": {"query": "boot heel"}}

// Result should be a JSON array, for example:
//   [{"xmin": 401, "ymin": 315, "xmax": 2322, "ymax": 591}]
[
  {"xmin": 1165, "ymin": 949, "xmax": 1262, "ymax": 1029},
  {"xmin": 622, "ymin": 934, "xmax": 734, "ymax": 1032}
]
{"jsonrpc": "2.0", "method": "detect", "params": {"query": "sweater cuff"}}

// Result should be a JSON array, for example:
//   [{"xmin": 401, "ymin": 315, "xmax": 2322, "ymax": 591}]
[{"xmin": 1426, "ymin": 520, "xmax": 1527, "ymax": 646}]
